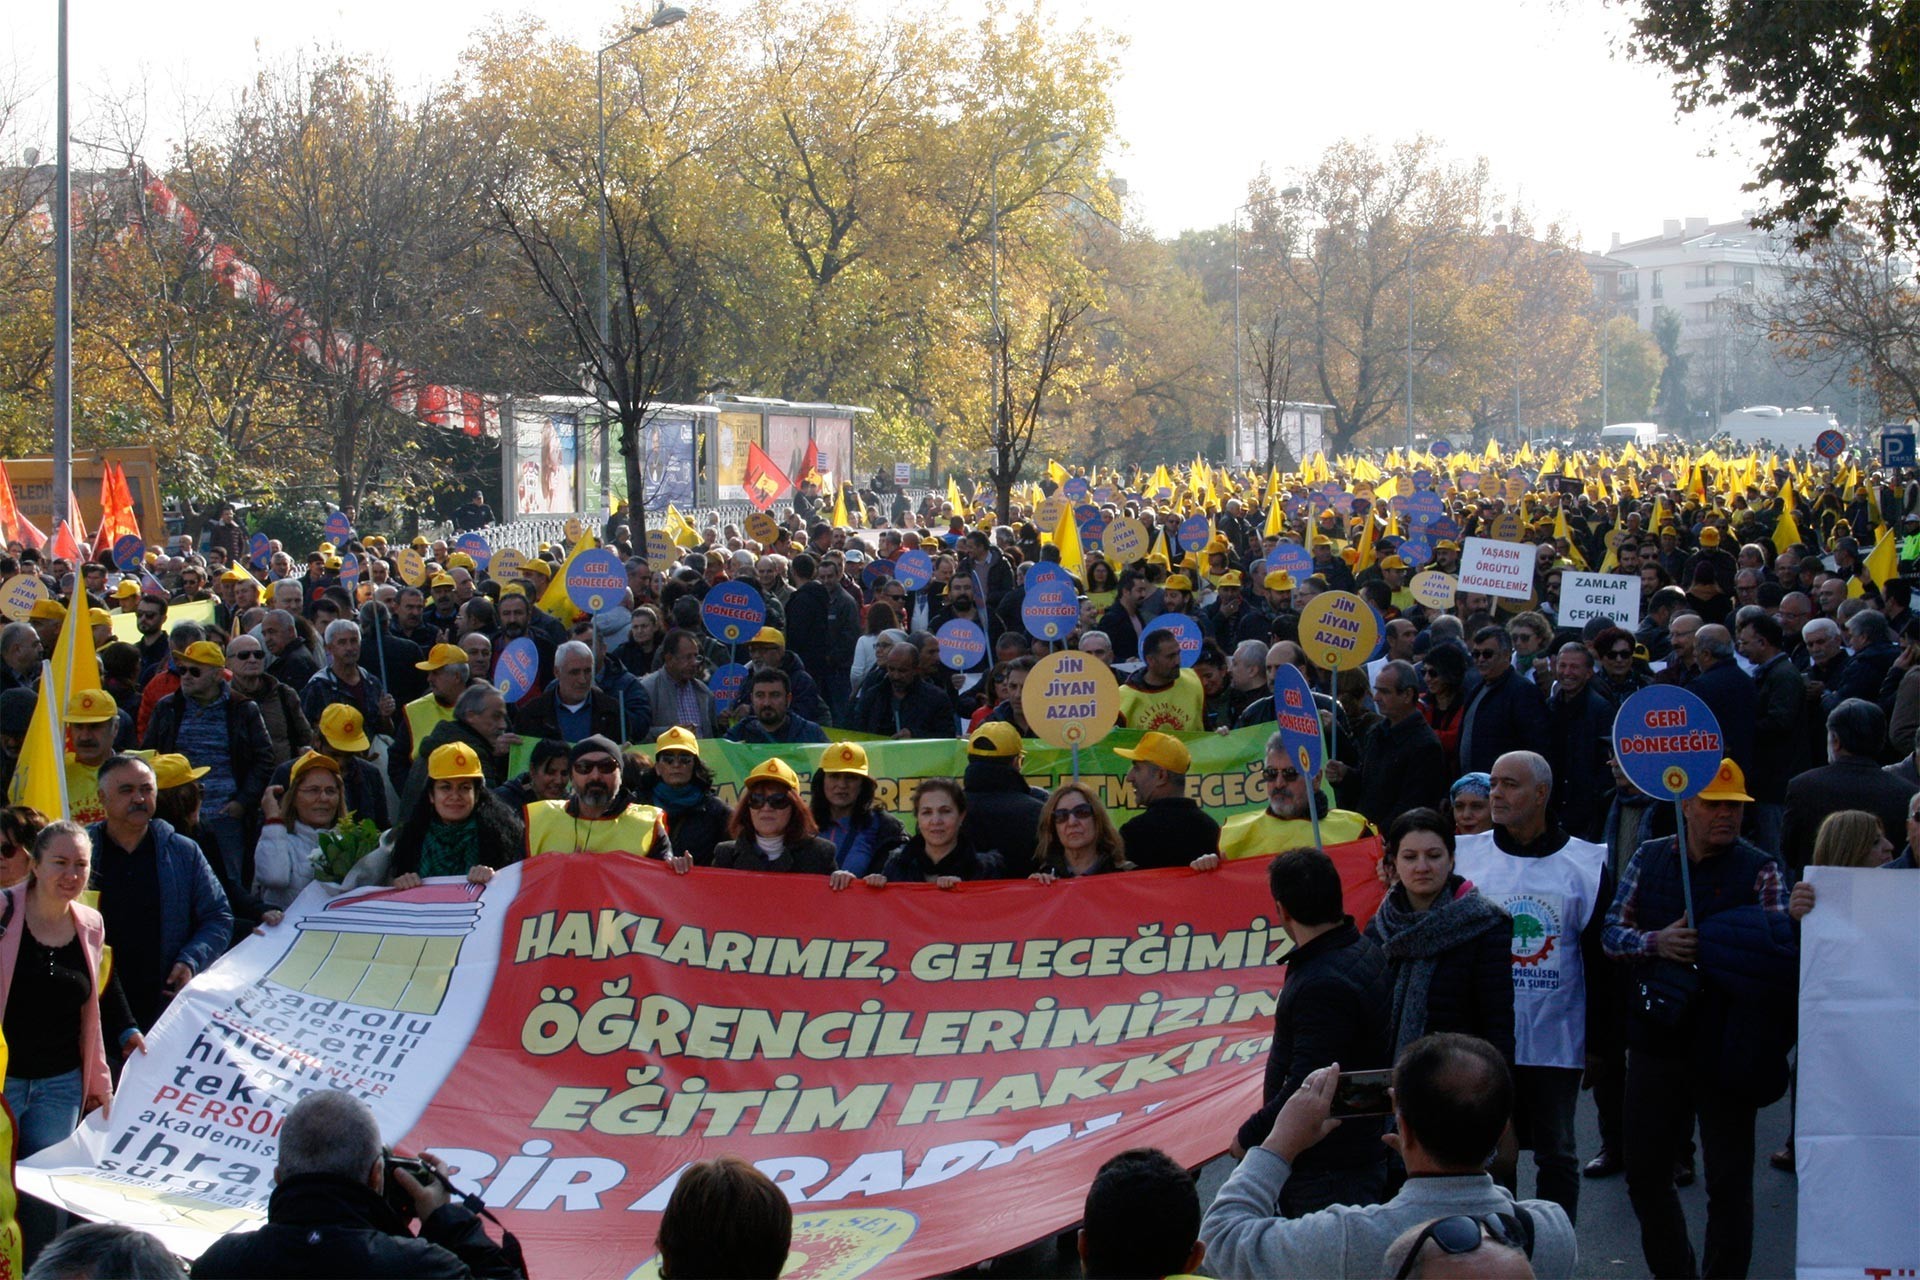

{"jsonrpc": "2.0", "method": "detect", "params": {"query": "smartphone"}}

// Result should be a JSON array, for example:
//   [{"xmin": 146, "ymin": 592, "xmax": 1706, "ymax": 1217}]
[{"xmin": 1329, "ymin": 1068, "xmax": 1395, "ymax": 1118}]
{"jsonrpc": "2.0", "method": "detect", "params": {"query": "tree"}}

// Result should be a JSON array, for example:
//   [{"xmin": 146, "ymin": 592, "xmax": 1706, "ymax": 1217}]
[
  {"xmin": 1579, "ymin": 315, "xmax": 1665, "ymax": 426},
  {"xmin": 1764, "ymin": 222, "xmax": 1920, "ymax": 425},
  {"xmin": 1616, "ymin": 0, "xmax": 1920, "ymax": 252},
  {"xmin": 1651, "ymin": 306, "xmax": 1694, "ymax": 430}
]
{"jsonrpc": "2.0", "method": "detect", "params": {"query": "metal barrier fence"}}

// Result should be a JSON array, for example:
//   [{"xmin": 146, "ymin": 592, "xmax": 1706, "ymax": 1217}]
[{"xmin": 460, "ymin": 491, "xmax": 935, "ymax": 557}]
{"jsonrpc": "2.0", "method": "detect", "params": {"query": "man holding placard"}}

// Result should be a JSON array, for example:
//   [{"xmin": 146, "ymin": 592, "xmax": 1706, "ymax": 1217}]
[
  {"xmin": 1219, "ymin": 733, "xmax": 1369, "ymax": 861},
  {"xmin": 1118, "ymin": 629, "xmax": 1204, "ymax": 734}
]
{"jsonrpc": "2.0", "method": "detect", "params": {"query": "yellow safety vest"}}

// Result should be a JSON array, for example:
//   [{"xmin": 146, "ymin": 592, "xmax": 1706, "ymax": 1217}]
[
  {"xmin": 1218, "ymin": 808, "xmax": 1369, "ymax": 860},
  {"xmin": 525, "ymin": 799, "xmax": 665, "ymax": 858},
  {"xmin": 405, "ymin": 695, "xmax": 457, "ymax": 752},
  {"xmin": 1117, "ymin": 668, "xmax": 1206, "ymax": 733}
]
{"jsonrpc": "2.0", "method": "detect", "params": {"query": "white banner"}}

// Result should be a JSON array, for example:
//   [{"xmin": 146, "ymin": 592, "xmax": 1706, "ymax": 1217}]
[
  {"xmin": 1796, "ymin": 867, "xmax": 1919, "ymax": 1279},
  {"xmin": 1560, "ymin": 571, "xmax": 1640, "ymax": 629},
  {"xmin": 1457, "ymin": 537, "xmax": 1536, "ymax": 601},
  {"xmin": 15, "ymin": 871, "xmax": 519, "ymax": 1260}
]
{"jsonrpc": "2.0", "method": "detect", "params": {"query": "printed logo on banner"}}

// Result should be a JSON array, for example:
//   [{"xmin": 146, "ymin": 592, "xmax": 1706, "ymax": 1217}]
[
  {"xmin": 645, "ymin": 529, "xmax": 677, "ymax": 572},
  {"xmin": 1101, "ymin": 518, "xmax": 1151, "ymax": 566},
  {"xmin": 1457, "ymin": 537, "xmax": 1536, "ymax": 601},
  {"xmin": 892, "ymin": 550, "xmax": 933, "ymax": 591},
  {"xmin": 491, "ymin": 548, "xmax": 529, "ymax": 582},
  {"xmin": 397, "ymin": 549, "xmax": 428, "ymax": 588},
  {"xmin": 937, "ymin": 618, "xmax": 987, "ymax": 671},
  {"xmin": 1612, "ymin": 685, "xmax": 1724, "ymax": 800},
  {"xmin": 1395, "ymin": 489, "xmax": 1445, "ymax": 527},
  {"xmin": 1398, "ymin": 538, "xmax": 1432, "ymax": 567},
  {"xmin": 565, "ymin": 548, "xmax": 628, "ymax": 614},
  {"xmin": 1409, "ymin": 570, "xmax": 1457, "ymax": 610},
  {"xmin": 744, "ymin": 512, "xmax": 780, "ymax": 545},
  {"xmin": 1504, "ymin": 893, "xmax": 1565, "ymax": 981},
  {"xmin": 1177, "ymin": 514, "xmax": 1211, "ymax": 553},
  {"xmin": 323, "ymin": 511, "xmax": 353, "ymax": 543},
  {"xmin": 1036, "ymin": 495, "xmax": 1068, "ymax": 534},
  {"xmin": 1139, "ymin": 612, "xmax": 1202, "ymax": 668},
  {"xmin": 337, "ymin": 555, "xmax": 360, "ymax": 585},
  {"xmin": 1078, "ymin": 513, "xmax": 1108, "ymax": 546},
  {"xmin": 1022, "ymin": 581, "xmax": 1079, "ymax": 641},
  {"xmin": 702, "ymin": 582, "xmax": 767, "ymax": 644}
]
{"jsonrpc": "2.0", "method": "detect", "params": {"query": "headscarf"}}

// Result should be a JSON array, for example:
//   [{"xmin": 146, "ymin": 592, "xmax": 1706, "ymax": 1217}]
[{"xmin": 1449, "ymin": 772, "xmax": 1492, "ymax": 803}]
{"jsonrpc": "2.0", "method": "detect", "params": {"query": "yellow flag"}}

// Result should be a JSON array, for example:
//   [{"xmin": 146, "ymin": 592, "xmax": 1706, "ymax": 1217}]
[
  {"xmin": 1046, "ymin": 459, "xmax": 1067, "ymax": 485},
  {"xmin": 13, "ymin": 662, "xmax": 68, "ymax": 820},
  {"xmin": 832, "ymin": 484, "xmax": 848, "ymax": 529},
  {"xmin": 1554, "ymin": 508, "xmax": 1589, "ymax": 569},
  {"xmin": 1865, "ymin": 528, "xmax": 1899, "ymax": 587},
  {"xmin": 1773, "ymin": 502, "xmax": 1803, "ymax": 555},
  {"xmin": 1052, "ymin": 503, "xmax": 1085, "ymax": 577},
  {"xmin": 50, "ymin": 588, "xmax": 101, "ymax": 701},
  {"xmin": 1355, "ymin": 511, "xmax": 1378, "ymax": 573},
  {"xmin": 945, "ymin": 475, "xmax": 964, "ymax": 510},
  {"xmin": 1264, "ymin": 496, "xmax": 1285, "ymax": 538},
  {"xmin": 666, "ymin": 504, "xmax": 701, "ymax": 548},
  {"xmin": 538, "ymin": 535, "xmax": 600, "ymax": 625}
]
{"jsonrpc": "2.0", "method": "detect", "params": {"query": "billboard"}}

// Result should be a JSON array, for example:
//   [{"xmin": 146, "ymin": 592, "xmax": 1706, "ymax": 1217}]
[{"xmin": 510, "ymin": 406, "xmax": 577, "ymax": 515}]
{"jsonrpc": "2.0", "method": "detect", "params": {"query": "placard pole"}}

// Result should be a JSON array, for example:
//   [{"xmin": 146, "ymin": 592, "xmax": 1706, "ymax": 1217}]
[
  {"xmin": 1674, "ymin": 797, "xmax": 1695, "ymax": 924},
  {"xmin": 1071, "ymin": 743, "xmax": 1081, "ymax": 783}
]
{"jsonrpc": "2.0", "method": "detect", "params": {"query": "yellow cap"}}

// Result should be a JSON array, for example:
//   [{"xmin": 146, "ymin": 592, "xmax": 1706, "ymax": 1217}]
[
  {"xmin": 1264, "ymin": 570, "xmax": 1294, "ymax": 591},
  {"xmin": 428, "ymin": 741, "xmax": 485, "ymax": 781},
  {"xmin": 87, "ymin": 607, "xmax": 113, "ymax": 627},
  {"xmin": 1213, "ymin": 570, "xmax": 1243, "ymax": 588},
  {"xmin": 147, "ymin": 752, "xmax": 209, "ymax": 790},
  {"xmin": 1695, "ymin": 758, "xmax": 1754, "ymax": 803},
  {"xmin": 319, "ymin": 542, "xmax": 336, "ymax": 555},
  {"xmin": 65, "ymin": 688, "xmax": 120, "ymax": 724},
  {"xmin": 1435, "ymin": 540, "xmax": 1461, "ymax": 551},
  {"xmin": 749, "ymin": 626, "xmax": 786, "ymax": 648},
  {"xmin": 818, "ymin": 741, "xmax": 870, "ymax": 777},
  {"xmin": 317, "ymin": 703, "xmax": 371, "ymax": 752},
  {"xmin": 1380, "ymin": 555, "xmax": 1408, "ymax": 570},
  {"xmin": 500, "ymin": 582, "xmax": 528, "ymax": 599},
  {"xmin": 29, "ymin": 600, "xmax": 67, "ymax": 621},
  {"xmin": 967, "ymin": 721, "xmax": 1023, "ymax": 759},
  {"xmin": 522, "ymin": 559, "xmax": 553, "ymax": 579},
  {"xmin": 1163, "ymin": 574, "xmax": 1194, "ymax": 592},
  {"xmin": 654, "ymin": 726, "xmax": 700, "ymax": 758},
  {"xmin": 113, "ymin": 580, "xmax": 139, "ymax": 598},
  {"xmin": 177, "ymin": 640, "xmax": 228, "ymax": 669},
  {"xmin": 288, "ymin": 749, "xmax": 342, "ymax": 792},
  {"xmin": 430, "ymin": 573, "xmax": 455, "ymax": 588},
  {"xmin": 1699, "ymin": 526, "xmax": 1722, "ymax": 546},
  {"xmin": 446, "ymin": 552, "xmax": 475, "ymax": 570},
  {"xmin": 415, "ymin": 643, "xmax": 469, "ymax": 671},
  {"xmin": 220, "ymin": 567, "xmax": 254, "ymax": 583},
  {"xmin": 412, "ymin": 536, "xmax": 430, "ymax": 548},
  {"xmin": 323, "ymin": 555, "xmax": 343, "ymax": 570},
  {"xmin": 743, "ymin": 757, "xmax": 801, "ymax": 793},
  {"xmin": 1113, "ymin": 730, "xmax": 1191, "ymax": 774}
]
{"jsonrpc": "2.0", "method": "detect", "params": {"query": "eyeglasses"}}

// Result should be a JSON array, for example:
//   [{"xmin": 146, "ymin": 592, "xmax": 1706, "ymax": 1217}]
[
  {"xmin": 572, "ymin": 759, "xmax": 619, "ymax": 775},
  {"xmin": 1053, "ymin": 803, "xmax": 1094, "ymax": 824},
  {"xmin": 1604, "ymin": 648, "xmax": 1633, "ymax": 659},
  {"xmin": 1392, "ymin": 1215, "xmax": 1528, "ymax": 1280},
  {"xmin": 1472, "ymin": 649, "xmax": 1500, "ymax": 662},
  {"xmin": 230, "ymin": 650, "xmax": 265, "ymax": 661},
  {"xmin": 1262, "ymin": 766, "xmax": 1301, "ymax": 784},
  {"xmin": 747, "ymin": 790, "xmax": 793, "ymax": 810}
]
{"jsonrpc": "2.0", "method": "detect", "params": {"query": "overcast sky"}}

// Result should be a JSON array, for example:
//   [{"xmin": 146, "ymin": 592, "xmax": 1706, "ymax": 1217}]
[{"xmin": 6, "ymin": 0, "xmax": 1764, "ymax": 251}]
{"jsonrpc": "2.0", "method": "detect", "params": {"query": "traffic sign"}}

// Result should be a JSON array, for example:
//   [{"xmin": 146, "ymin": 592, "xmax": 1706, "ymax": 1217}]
[
  {"xmin": 1881, "ymin": 427, "xmax": 1914, "ymax": 469},
  {"xmin": 1612, "ymin": 686, "xmax": 1725, "ymax": 801},
  {"xmin": 1816, "ymin": 428, "xmax": 1847, "ymax": 461}
]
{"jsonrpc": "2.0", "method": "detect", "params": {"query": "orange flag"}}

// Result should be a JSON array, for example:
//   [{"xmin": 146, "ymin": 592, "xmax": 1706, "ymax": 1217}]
[
  {"xmin": 65, "ymin": 488, "xmax": 89, "ymax": 551},
  {"xmin": 51, "ymin": 520, "xmax": 81, "ymax": 562},
  {"xmin": 97, "ymin": 463, "xmax": 140, "ymax": 549}
]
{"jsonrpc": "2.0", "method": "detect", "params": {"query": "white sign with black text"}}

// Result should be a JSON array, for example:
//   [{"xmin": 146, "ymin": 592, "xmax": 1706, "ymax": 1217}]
[
  {"xmin": 1560, "ymin": 571, "xmax": 1640, "ymax": 629},
  {"xmin": 1457, "ymin": 537, "xmax": 1536, "ymax": 601}
]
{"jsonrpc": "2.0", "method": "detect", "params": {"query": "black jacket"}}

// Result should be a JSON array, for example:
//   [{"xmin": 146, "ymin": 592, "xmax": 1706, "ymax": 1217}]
[
  {"xmin": 1235, "ymin": 919, "xmax": 1391, "ymax": 1173},
  {"xmin": 1458, "ymin": 667, "xmax": 1549, "ymax": 775},
  {"xmin": 1354, "ymin": 712, "xmax": 1448, "ymax": 830},
  {"xmin": 849, "ymin": 677, "xmax": 953, "ymax": 739},
  {"xmin": 1095, "ymin": 603, "xmax": 1144, "ymax": 663},
  {"xmin": 1688, "ymin": 658, "xmax": 1758, "ymax": 781},
  {"xmin": 1118, "ymin": 795, "xmax": 1221, "ymax": 870},
  {"xmin": 191, "ymin": 1173, "xmax": 522, "ymax": 1279},
  {"xmin": 511, "ymin": 687, "xmax": 625, "ymax": 744},
  {"xmin": 1781, "ymin": 756, "xmax": 1919, "ymax": 875},
  {"xmin": 638, "ymin": 786, "xmax": 732, "ymax": 866},
  {"xmin": 785, "ymin": 580, "xmax": 858, "ymax": 676},
  {"xmin": 882, "ymin": 834, "xmax": 1006, "ymax": 882},
  {"xmin": 1545, "ymin": 683, "xmax": 1617, "ymax": 842},
  {"xmin": 711, "ymin": 835, "xmax": 837, "ymax": 874},
  {"xmin": 1363, "ymin": 877, "xmax": 1515, "ymax": 1063},
  {"xmin": 1750, "ymin": 652, "xmax": 1809, "ymax": 795},
  {"xmin": 143, "ymin": 689, "xmax": 275, "ymax": 809},
  {"xmin": 960, "ymin": 760, "xmax": 1047, "ymax": 877}
]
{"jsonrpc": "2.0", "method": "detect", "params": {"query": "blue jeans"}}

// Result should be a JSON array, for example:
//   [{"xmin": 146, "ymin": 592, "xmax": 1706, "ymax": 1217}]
[{"xmin": 6, "ymin": 1069, "xmax": 84, "ymax": 1261}]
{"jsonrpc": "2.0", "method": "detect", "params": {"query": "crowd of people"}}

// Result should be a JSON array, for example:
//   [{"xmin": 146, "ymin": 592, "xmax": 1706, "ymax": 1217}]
[{"xmin": 0, "ymin": 439, "xmax": 1908, "ymax": 1277}]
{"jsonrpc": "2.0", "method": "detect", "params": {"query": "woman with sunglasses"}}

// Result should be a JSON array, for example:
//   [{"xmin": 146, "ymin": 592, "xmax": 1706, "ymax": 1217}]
[
  {"xmin": 711, "ymin": 759, "xmax": 836, "ymax": 874},
  {"xmin": 1591, "ymin": 626, "xmax": 1649, "ymax": 702},
  {"xmin": 632, "ymin": 728, "xmax": 731, "ymax": 866},
  {"xmin": 1031, "ymin": 784, "xmax": 1135, "ymax": 880},
  {"xmin": 0, "ymin": 806, "xmax": 47, "ymax": 891},
  {"xmin": 1419, "ymin": 645, "xmax": 1470, "ymax": 779}
]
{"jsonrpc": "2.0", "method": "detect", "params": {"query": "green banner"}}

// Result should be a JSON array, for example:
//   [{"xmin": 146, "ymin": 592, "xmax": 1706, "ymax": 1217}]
[{"xmin": 508, "ymin": 723, "xmax": 1277, "ymax": 831}]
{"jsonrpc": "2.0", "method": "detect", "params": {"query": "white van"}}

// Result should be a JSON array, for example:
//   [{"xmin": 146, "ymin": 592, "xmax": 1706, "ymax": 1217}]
[
  {"xmin": 1599, "ymin": 423, "xmax": 1660, "ymax": 449},
  {"xmin": 1717, "ymin": 406, "xmax": 1839, "ymax": 452}
]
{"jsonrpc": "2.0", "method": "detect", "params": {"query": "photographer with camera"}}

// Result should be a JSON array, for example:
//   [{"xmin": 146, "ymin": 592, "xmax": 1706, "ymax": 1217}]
[{"xmin": 192, "ymin": 1091, "xmax": 524, "ymax": 1278}]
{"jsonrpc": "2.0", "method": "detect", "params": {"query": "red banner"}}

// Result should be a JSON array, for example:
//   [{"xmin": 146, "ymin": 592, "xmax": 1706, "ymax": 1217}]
[
  {"xmin": 745, "ymin": 442, "xmax": 792, "ymax": 512},
  {"xmin": 398, "ymin": 841, "xmax": 1384, "ymax": 1279}
]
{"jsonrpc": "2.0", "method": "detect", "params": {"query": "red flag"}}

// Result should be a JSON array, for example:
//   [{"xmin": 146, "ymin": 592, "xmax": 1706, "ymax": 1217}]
[
  {"xmin": 0, "ymin": 462, "xmax": 23, "ymax": 547},
  {"xmin": 743, "ymin": 442, "xmax": 791, "ymax": 513},
  {"xmin": 51, "ymin": 521, "xmax": 80, "ymax": 562},
  {"xmin": 98, "ymin": 463, "xmax": 140, "ymax": 548},
  {"xmin": 797, "ymin": 438, "xmax": 822, "ymax": 488},
  {"xmin": 65, "ymin": 488, "xmax": 89, "ymax": 551}
]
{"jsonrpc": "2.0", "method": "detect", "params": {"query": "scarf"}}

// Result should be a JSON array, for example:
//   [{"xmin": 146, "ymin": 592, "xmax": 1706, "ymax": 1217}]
[
  {"xmin": 419, "ymin": 817, "xmax": 480, "ymax": 879},
  {"xmin": 651, "ymin": 782, "xmax": 707, "ymax": 814},
  {"xmin": 1369, "ymin": 875, "xmax": 1510, "ymax": 1053}
]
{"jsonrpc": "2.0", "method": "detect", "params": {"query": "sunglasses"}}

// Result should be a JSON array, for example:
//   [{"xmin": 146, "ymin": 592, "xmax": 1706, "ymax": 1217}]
[
  {"xmin": 230, "ymin": 650, "xmax": 265, "ymax": 661},
  {"xmin": 1263, "ymin": 766, "xmax": 1301, "ymax": 784},
  {"xmin": 1392, "ymin": 1215, "xmax": 1527, "ymax": 1280},
  {"xmin": 572, "ymin": 759, "xmax": 619, "ymax": 775},
  {"xmin": 1604, "ymin": 648, "xmax": 1633, "ymax": 659},
  {"xmin": 747, "ymin": 790, "xmax": 793, "ymax": 810},
  {"xmin": 1053, "ymin": 803, "xmax": 1095, "ymax": 824},
  {"xmin": 1472, "ymin": 649, "xmax": 1500, "ymax": 661}
]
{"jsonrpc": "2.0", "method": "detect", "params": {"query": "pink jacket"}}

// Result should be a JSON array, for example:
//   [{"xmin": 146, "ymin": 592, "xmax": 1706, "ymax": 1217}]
[{"xmin": 0, "ymin": 884, "xmax": 114, "ymax": 1112}]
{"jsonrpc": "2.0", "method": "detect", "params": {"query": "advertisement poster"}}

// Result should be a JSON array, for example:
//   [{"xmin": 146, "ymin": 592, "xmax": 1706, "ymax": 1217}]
[{"xmin": 514, "ymin": 409, "xmax": 577, "ymax": 515}]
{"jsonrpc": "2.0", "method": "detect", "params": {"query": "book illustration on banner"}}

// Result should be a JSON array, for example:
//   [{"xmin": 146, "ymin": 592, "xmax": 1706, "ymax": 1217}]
[
  {"xmin": 266, "ymin": 881, "xmax": 489, "ymax": 1015},
  {"xmin": 629, "ymin": 1207, "xmax": 919, "ymax": 1280}
]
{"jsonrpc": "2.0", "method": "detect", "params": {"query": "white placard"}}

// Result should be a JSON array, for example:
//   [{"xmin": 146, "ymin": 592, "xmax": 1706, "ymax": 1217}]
[
  {"xmin": 1457, "ymin": 536, "xmax": 1536, "ymax": 601},
  {"xmin": 1796, "ymin": 867, "xmax": 1920, "ymax": 1279},
  {"xmin": 893, "ymin": 461, "xmax": 912, "ymax": 486},
  {"xmin": 1561, "ymin": 571, "xmax": 1640, "ymax": 629}
]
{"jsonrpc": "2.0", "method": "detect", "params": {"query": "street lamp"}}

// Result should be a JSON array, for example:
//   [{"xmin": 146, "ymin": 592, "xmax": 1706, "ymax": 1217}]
[
  {"xmin": 988, "ymin": 130, "xmax": 1071, "ymax": 511},
  {"xmin": 1232, "ymin": 186, "xmax": 1300, "ymax": 468},
  {"xmin": 595, "ymin": 2, "xmax": 688, "ymax": 509}
]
